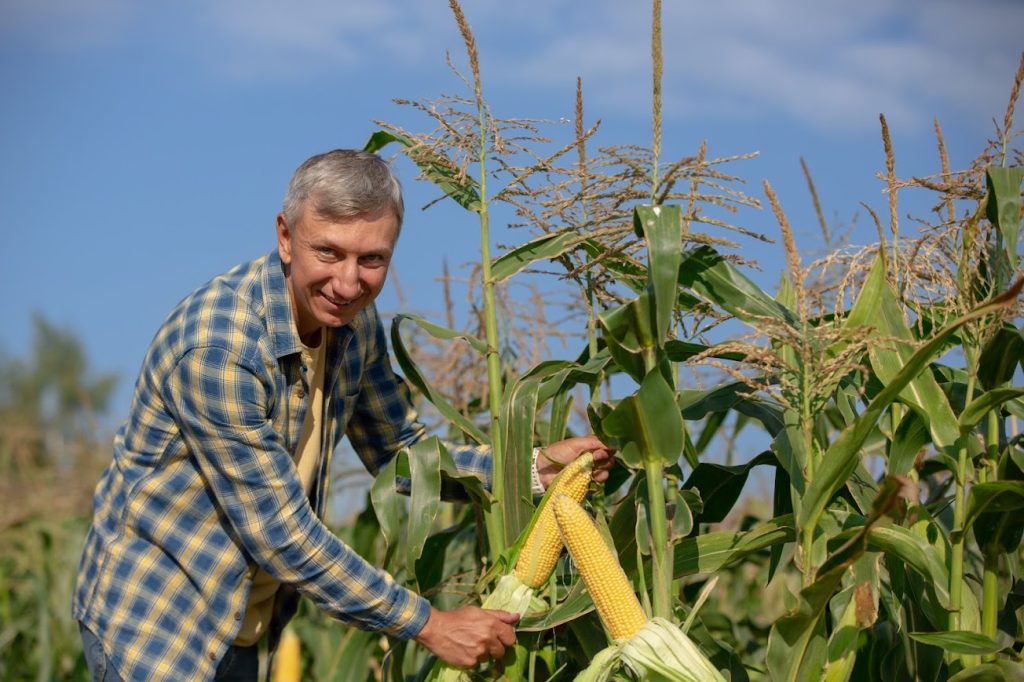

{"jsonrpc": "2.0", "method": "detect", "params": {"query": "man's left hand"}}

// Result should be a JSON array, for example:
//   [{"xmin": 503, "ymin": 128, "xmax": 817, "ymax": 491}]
[{"xmin": 536, "ymin": 435, "xmax": 616, "ymax": 489}]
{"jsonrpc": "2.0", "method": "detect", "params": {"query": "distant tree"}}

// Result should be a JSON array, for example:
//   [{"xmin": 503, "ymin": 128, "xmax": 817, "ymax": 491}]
[{"xmin": 0, "ymin": 314, "xmax": 118, "ymax": 477}]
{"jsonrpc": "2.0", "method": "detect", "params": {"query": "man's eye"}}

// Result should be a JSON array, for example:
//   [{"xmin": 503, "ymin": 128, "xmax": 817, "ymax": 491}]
[{"xmin": 361, "ymin": 254, "xmax": 385, "ymax": 265}]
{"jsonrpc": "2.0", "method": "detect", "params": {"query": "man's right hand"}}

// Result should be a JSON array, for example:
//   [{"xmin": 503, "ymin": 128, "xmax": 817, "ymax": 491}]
[{"xmin": 413, "ymin": 605, "xmax": 519, "ymax": 669}]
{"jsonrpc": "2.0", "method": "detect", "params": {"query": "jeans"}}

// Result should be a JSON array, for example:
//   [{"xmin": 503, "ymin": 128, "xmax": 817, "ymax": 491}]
[{"xmin": 79, "ymin": 622, "xmax": 260, "ymax": 681}]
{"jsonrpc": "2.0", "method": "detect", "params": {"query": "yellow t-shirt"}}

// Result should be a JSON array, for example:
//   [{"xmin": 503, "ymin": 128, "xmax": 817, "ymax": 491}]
[{"xmin": 234, "ymin": 331, "xmax": 326, "ymax": 646}]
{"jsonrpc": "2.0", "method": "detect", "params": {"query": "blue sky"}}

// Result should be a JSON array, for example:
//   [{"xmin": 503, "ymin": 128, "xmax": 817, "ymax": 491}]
[{"xmin": 2, "ymin": 0, "xmax": 1022, "ymax": 426}]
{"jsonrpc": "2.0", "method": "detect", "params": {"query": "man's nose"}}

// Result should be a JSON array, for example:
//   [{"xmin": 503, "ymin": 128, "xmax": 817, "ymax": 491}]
[{"xmin": 331, "ymin": 261, "xmax": 361, "ymax": 299}]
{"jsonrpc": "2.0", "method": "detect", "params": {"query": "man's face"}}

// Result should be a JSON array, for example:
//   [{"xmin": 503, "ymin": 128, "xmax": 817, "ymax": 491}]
[{"xmin": 277, "ymin": 204, "xmax": 399, "ymax": 342}]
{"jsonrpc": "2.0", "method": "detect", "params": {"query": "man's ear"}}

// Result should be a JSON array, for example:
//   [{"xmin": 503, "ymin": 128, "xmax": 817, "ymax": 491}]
[{"xmin": 276, "ymin": 213, "xmax": 292, "ymax": 265}]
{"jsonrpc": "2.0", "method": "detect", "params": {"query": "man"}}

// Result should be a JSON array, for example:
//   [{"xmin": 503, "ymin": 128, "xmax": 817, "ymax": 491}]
[{"xmin": 73, "ymin": 149, "xmax": 613, "ymax": 680}]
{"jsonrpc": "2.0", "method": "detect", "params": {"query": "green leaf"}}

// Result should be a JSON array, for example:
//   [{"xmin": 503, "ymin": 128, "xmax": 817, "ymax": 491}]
[
  {"xmin": 634, "ymin": 204, "xmax": 683, "ymax": 343},
  {"xmin": 602, "ymin": 369, "xmax": 684, "ymax": 467},
  {"xmin": 390, "ymin": 314, "xmax": 487, "ymax": 445},
  {"xmin": 798, "ymin": 275, "xmax": 1024, "ymax": 533},
  {"xmin": 491, "ymin": 232, "xmax": 578, "ymax": 283},
  {"xmin": 682, "ymin": 451, "xmax": 776, "ymax": 526},
  {"xmin": 985, "ymin": 166, "xmax": 1024, "ymax": 271},
  {"xmin": 673, "ymin": 515, "xmax": 796, "ymax": 578},
  {"xmin": 889, "ymin": 410, "xmax": 930, "ymax": 476},
  {"xmin": 962, "ymin": 481, "xmax": 1024, "ymax": 537},
  {"xmin": 978, "ymin": 323, "xmax": 1024, "ymax": 390},
  {"xmin": 907, "ymin": 631, "xmax": 1003, "ymax": 656},
  {"xmin": 949, "ymin": 660, "xmax": 1024, "ymax": 681},
  {"xmin": 406, "ymin": 438, "xmax": 442, "ymax": 575},
  {"xmin": 959, "ymin": 388, "xmax": 1024, "ymax": 434},
  {"xmin": 370, "ymin": 453, "xmax": 405, "ymax": 554},
  {"xmin": 599, "ymin": 293, "xmax": 655, "ymax": 383},
  {"xmin": 363, "ymin": 130, "xmax": 481, "ymax": 211},
  {"xmin": 678, "ymin": 245, "xmax": 797, "ymax": 325},
  {"xmin": 844, "ymin": 253, "xmax": 960, "ymax": 450}
]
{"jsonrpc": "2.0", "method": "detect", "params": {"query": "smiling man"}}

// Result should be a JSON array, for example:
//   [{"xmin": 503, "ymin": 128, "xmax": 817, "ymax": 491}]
[{"xmin": 72, "ymin": 149, "xmax": 613, "ymax": 681}]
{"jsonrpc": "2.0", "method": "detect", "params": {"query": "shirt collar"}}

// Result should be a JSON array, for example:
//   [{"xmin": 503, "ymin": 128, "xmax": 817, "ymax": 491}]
[{"xmin": 262, "ymin": 250, "xmax": 304, "ymax": 360}]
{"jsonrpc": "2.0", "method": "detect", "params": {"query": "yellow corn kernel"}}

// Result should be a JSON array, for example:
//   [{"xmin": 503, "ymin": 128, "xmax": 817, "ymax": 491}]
[
  {"xmin": 273, "ymin": 628, "xmax": 302, "ymax": 682},
  {"xmin": 513, "ymin": 452, "xmax": 594, "ymax": 588},
  {"xmin": 552, "ymin": 493, "xmax": 648, "ymax": 641}
]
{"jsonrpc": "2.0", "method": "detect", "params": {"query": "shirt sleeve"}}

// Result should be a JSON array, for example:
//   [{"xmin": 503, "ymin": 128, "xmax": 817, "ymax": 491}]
[
  {"xmin": 163, "ymin": 343, "xmax": 431, "ymax": 639},
  {"xmin": 345, "ymin": 315, "xmax": 493, "ymax": 494}
]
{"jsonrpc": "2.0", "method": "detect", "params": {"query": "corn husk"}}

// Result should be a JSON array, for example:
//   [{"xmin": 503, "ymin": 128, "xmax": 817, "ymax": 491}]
[{"xmin": 619, "ymin": 618, "xmax": 725, "ymax": 682}]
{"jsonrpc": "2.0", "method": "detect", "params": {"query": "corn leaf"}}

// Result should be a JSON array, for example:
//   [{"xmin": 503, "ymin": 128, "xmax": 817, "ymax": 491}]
[
  {"xmin": 599, "ymin": 293, "xmax": 655, "ymax": 384},
  {"xmin": 977, "ymin": 323, "xmax": 1024, "ymax": 390},
  {"xmin": 407, "ymin": 437, "xmax": 441, "ymax": 575},
  {"xmin": 673, "ymin": 515, "xmax": 796, "ymax": 577},
  {"xmin": 363, "ymin": 130, "xmax": 481, "ymax": 212},
  {"xmin": 845, "ymin": 253, "xmax": 960, "ymax": 450},
  {"xmin": 390, "ymin": 314, "xmax": 487, "ymax": 445},
  {"xmin": 682, "ymin": 451, "xmax": 776, "ymax": 526},
  {"xmin": 960, "ymin": 481, "xmax": 1024, "ymax": 539},
  {"xmin": 985, "ymin": 166, "xmax": 1024, "ymax": 272},
  {"xmin": 907, "ymin": 631, "xmax": 1003, "ymax": 655},
  {"xmin": 678, "ymin": 245, "xmax": 797, "ymax": 325},
  {"xmin": 601, "ymin": 369, "xmax": 684, "ymax": 467},
  {"xmin": 634, "ymin": 204, "xmax": 683, "ymax": 343},
  {"xmin": 490, "ymin": 232, "xmax": 578, "ymax": 283},
  {"xmin": 889, "ymin": 410, "xmax": 930, "ymax": 476},
  {"xmin": 958, "ymin": 387, "xmax": 1024, "ymax": 434},
  {"xmin": 948, "ymin": 660, "xmax": 1024, "ymax": 681},
  {"xmin": 798, "ymin": 276, "xmax": 1024, "ymax": 533}
]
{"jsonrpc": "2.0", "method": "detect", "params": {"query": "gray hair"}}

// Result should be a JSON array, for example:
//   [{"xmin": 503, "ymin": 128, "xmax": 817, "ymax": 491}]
[{"xmin": 282, "ymin": 149, "xmax": 404, "ymax": 229}]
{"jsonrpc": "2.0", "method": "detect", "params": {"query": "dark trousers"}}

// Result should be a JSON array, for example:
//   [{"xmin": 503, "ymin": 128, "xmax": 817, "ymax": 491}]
[{"xmin": 79, "ymin": 622, "xmax": 260, "ymax": 681}]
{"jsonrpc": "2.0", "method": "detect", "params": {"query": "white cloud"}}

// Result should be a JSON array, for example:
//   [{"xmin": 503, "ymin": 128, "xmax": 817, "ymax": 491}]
[{"xmin": 5, "ymin": 0, "xmax": 1021, "ymax": 133}]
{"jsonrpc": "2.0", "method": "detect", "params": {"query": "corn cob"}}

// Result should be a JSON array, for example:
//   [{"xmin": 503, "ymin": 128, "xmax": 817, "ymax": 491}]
[
  {"xmin": 552, "ymin": 493, "xmax": 648, "ymax": 641},
  {"xmin": 513, "ymin": 451, "xmax": 594, "ymax": 588},
  {"xmin": 273, "ymin": 627, "xmax": 302, "ymax": 682}
]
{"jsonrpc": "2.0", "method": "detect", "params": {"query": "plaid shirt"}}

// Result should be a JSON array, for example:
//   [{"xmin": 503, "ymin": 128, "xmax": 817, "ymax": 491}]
[{"xmin": 73, "ymin": 252, "xmax": 491, "ymax": 681}]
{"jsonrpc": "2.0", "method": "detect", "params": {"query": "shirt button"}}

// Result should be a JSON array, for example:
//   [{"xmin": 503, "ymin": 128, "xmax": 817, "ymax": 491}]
[
  {"xmin": 209, "ymin": 652, "xmax": 217, "ymax": 661},
  {"xmin": 297, "ymin": 386, "xmax": 306, "ymax": 398},
  {"xmin": 234, "ymin": 611, "xmax": 242, "ymax": 621}
]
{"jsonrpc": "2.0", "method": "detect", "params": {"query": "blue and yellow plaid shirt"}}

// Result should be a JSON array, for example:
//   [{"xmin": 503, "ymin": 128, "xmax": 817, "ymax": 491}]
[{"xmin": 73, "ymin": 252, "xmax": 491, "ymax": 681}]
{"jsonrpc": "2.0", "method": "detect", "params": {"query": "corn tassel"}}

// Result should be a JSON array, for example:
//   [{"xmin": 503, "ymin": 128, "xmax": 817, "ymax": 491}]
[
  {"xmin": 552, "ymin": 493, "xmax": 648, "ymax": 641},
  {"xmin": 514, "ymin": 451, "xmax": 594, "ymax": 588}
]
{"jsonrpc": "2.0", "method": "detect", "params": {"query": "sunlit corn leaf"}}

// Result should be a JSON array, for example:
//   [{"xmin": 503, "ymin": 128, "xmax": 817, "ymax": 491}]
[
  {"xmin": 364, "ymin": 129, "xmax": 482, "ymax": 212},
  {"xmin": 634, "ymin": 204, "xmax": 683, "ymax": 342},
  {"xmin": 390, "ymin": 313, "xmax": 487, "ymax": 445},
  {"xmin": 678, "ymin": 245, "xmax": 797, "ymax": 325},
  {"xmin": 490, "ymin": 232, "xmax": 579, "ymax": 283},
  {"xmin": 844, "ymin": 253, "xmax": 960, "ymax": 451},
  {"xmin": 798, "ymin": 276, "xmax": 1024, "ymax": 534},
  {"xmin": 985, "ymin": 166, "xmax": 1024, "ymax": 276},
  {"xmin": 908, "ymin": 630, "xmax": 1003, "ymax": 656}
]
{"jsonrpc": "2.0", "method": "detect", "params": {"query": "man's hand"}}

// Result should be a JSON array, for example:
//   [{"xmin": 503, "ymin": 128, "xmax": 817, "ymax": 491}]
[
  {"xmin": 414, "ymin": 606, "xmax": 519, "ymax": 669},
  {"xmin": 536, "ymin": 435, "xmax": 616, "ymax": 489}
]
